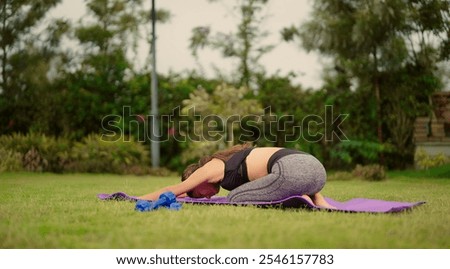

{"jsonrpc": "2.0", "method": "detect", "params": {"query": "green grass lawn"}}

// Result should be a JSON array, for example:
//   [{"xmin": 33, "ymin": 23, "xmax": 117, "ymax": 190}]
[{"xmin": 0, "ymin": 167, "xmax": 449, "ymax": 249}]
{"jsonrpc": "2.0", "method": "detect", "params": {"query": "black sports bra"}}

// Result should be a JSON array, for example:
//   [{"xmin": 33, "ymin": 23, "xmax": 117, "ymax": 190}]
[{"xmin": 220, "ymin": 148, "xmax": 253, "ymax": 191}]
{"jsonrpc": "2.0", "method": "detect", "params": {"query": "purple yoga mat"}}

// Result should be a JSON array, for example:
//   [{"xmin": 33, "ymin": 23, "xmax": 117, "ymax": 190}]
[
  {"xmin": 97, "ymin": 192, "xmax": 425, "ymax": 213},
  {"xmin": 177, "ymin": 196, "xmax": 425, "ymax": 213},
  {"xmin": 97, "ymin": 192, "xmax": 138, "ymax": 202}
]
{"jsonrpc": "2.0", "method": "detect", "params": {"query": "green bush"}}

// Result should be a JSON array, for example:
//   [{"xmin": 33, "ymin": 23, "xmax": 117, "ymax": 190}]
[
  {"xmin": 352, "ymin": 164, "xmax": 386, "ymax": 181},
  {"xmin": 327, "ymin": 171, "xmax": 355, "ymax": 181},
  {"xmin": 69, "ymin": 134, "xmax": 150, "ymax": 174},
  {"xmin": 0, "ymin": 133, "xmax": 155, "ymax": 175},
  {"xmin": 414, "ymin": 149, "xmax": 449, "ymax": 170},
  {"xmin": 331, "ymin": 140, "xmax": 392, "ymax": 166},
  {"xmin": 0, "ymin": 148, "xmax": 23, "ymax": 172},
  {"xmin": 0, "ymin": 133, "xmax": 71, "ymax": 172}
]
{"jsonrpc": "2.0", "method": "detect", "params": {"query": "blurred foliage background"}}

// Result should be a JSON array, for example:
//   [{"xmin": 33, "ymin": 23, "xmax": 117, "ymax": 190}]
[{"xmin": 0, "ymin": 0, "xmax": 448, "ymax": 174}]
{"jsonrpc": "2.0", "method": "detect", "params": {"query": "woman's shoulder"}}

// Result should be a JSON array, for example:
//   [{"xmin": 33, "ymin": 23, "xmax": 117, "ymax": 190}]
[{"xmin": 202, "ymin": 158, "xmax": 225, "ymax": 183}]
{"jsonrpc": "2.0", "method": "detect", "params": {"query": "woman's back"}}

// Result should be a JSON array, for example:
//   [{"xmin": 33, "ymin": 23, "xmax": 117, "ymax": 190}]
[{"xmin": 245, "ymin": 147, "xmax": 283, "ymax": 180}]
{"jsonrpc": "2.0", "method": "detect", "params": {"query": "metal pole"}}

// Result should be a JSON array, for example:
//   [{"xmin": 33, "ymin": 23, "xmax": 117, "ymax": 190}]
[{"xmin": 150, "ymin": 0, "xmax": 160, "ymax": 168}]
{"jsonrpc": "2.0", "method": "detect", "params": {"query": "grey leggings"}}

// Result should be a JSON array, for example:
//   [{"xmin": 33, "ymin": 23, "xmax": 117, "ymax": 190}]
[{"xmin": 227, "ymin": 154, "xmax": 326, "ymax": 202}]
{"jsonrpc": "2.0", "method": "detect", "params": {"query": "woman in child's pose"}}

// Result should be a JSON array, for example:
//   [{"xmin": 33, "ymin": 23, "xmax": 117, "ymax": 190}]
[{"xmin": 137, "ymin": 143, "xmax": 335, "ymax": 209}]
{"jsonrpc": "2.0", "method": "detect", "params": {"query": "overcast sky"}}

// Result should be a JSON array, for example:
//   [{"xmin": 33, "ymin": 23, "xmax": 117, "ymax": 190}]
[{"xmin": 50, "ymin": 0, "xmax": 325, "ymax": 89}]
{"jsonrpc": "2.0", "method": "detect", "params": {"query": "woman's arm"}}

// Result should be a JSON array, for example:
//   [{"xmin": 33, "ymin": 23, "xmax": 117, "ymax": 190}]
[
  {"xmin": 136, "ymin": 158, "xmax": 224, "ymax": 200},
  {"xmin": 135, "ymin": 185, "xmax": 181, "ymax": 201}
]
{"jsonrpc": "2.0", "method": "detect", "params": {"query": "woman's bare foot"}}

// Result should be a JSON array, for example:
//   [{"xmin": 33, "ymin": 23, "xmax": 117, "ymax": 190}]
[
  {"xmin": 311, "ymin": 193, "xmax": 337, "ymax": 210},
  {"xmin": 301, "ymin": 195, "xmax": 315, "ymax": 205}
]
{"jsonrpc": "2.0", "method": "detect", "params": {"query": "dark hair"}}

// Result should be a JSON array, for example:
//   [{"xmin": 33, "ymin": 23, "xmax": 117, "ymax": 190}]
[{"xmin": 181, "ymin": 143, "xmax": 252, "ymax": 197}]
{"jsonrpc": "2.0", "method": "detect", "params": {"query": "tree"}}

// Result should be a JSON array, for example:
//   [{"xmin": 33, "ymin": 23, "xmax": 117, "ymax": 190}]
[
  {"xmin": 0, "ymin": 0, "xmax": 61, "ymax": 93},
  {"xmin": 62, "ymin": 0, "xmax": 170, "ymax": 138},
  {"xmin": 181, "ymin": 83, "xmax": 262, "ymax": 163},
  {"xmin": 256, "ymin": 73, "xmax": 308, "ymax": 148},
  {"xmin": 283, "ymin": 0, "xmax": 449, "ymax": 166},
  {"xmin": 0, "ymin": 0, "xmax": 63, "ymax": 134},
  {"xmin": 189, "ymin": 0, "xmax": 273, "ymax": 89}
]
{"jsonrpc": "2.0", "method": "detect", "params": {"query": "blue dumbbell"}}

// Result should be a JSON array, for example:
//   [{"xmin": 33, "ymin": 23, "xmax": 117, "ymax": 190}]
[
  {"xmin": 155, "ymin": 192, "xmax": 177, "ymax": 208},
  {"xmin": 135, "ymin": 192, "xmax": 180, "ymax": 212},
  {"xmin": 169, "ymin": 202, "xmax": 182, "ymax": 211},
  {"xmin": 135, "ymin": 200, "xmax": 152, "ymax": 212}
]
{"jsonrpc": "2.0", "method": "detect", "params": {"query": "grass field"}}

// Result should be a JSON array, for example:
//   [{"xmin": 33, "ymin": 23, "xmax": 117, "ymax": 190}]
[{"xmin": 0, "ymin": 167, "xmax": 449, "ymax": 249}]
